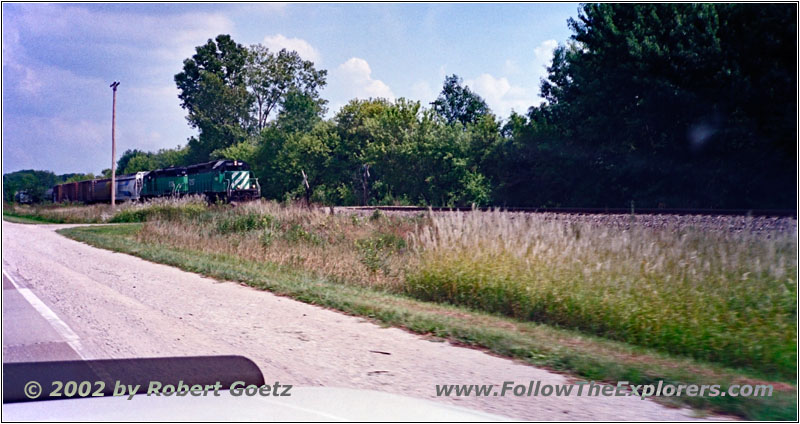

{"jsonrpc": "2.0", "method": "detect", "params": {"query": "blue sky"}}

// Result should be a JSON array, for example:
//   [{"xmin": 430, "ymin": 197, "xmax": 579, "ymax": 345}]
[{"xmin": 2, "ymin": 3, "xmax": 579, "ymax": 175}]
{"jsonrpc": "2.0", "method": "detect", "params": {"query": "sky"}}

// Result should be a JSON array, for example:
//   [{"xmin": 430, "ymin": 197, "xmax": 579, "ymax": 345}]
[{"xmin": 2, "ymin": 3, "xmax": 580, "ymax": 175}]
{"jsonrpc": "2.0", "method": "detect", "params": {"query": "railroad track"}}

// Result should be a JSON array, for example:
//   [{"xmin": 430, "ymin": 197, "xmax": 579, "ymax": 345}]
[{"xmin": 336, "ymin": 205, "xmax": 797, "ymax": 217}]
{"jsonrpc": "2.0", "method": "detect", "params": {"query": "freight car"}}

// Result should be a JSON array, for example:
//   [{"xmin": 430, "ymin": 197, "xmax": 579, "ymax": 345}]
[{"xmin": 51, "ymin": 172, "xmax": 147, "ymax": 203}]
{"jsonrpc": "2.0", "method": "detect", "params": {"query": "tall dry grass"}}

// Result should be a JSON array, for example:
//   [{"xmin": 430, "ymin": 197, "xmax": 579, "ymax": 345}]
[
  {"xmin": 6, "ymin": 196, "xmax": 209, "ymax": 223},
  {"xmin": 135, "ymin": 200, "xmax": 420, "ymax": 290},
  {"xmin": 406, "ymin": 210, "xmax": 797, "ymax": 377}
]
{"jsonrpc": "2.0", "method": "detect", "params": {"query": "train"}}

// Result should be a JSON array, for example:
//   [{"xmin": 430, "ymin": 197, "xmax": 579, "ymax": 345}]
[{"xmin": 51, "ymin": 159, "xmax": 260, "ymax": 203}]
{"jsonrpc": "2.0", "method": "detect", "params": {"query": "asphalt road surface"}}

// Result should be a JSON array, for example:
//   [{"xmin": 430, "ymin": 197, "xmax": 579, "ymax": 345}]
[{"xmin": 2, "ymin": 221, "xmax": 711, "ymax": 420}]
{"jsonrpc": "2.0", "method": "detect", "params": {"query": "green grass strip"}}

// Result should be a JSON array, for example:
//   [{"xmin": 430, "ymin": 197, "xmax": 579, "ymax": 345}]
[
  {"xmin": 3, "ymin": 211, "xmax": 65, "ymax": 224},
  {"xmin": 58, "ymin": 224, "xmax": 797, "ymax": 420}
]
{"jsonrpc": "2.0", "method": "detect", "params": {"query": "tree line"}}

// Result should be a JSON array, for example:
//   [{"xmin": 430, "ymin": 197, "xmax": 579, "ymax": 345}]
[{"xmin": 6, "ymin": 4, "xmax": 796, "ymax": 208}]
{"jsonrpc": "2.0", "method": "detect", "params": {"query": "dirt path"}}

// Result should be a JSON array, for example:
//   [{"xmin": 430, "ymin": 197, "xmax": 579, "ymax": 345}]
[{"xmin": 2, "ymin": 221, "xmax": 709, "ymax": 420}]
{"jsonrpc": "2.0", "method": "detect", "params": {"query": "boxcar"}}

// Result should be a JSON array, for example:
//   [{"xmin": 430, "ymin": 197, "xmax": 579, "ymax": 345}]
[
  {"xmin": 77, "ymin": 180, "xmax": 94, "ymax": 203},
  {"xmin": 60, "ymin": 182, "xmax": 78, "ymax": 202},
  {"xmin": 92, "ymin": 179, "xmax": 112, "ymax": 203}
]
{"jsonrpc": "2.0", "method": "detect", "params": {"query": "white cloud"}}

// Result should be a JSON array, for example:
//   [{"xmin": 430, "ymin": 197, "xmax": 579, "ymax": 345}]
[
  {"xmin": 2, "ymin": 4, "xmax": 232, "ymax": 173},
  {"xmin": 503, "ymin": 59, "xmax": 521, "ymax": 75},
  {"xmin": 410, "ymin": 80, "xmax": 437, "ymax": 104},
  {"xmin": 533, "ymin": 39, "xmax": 558, "ymax": 80},
  {"xmin": 466, "ymin": 73, "xmax": 536, "ymax": 118},
  {"xmin": 6, "ymin": 4, "xmax": 235, "ymax": 77},
  {"xmin": 333, "ymin": 57, "xmax": 394, "ymax": 100},
  {"xmin": 534, "ymin": 39, "xmax": 558, "ymax": 63},
  {"xmin": 262, "ymin": 34, "xmax": 321, "ymax": 63}
]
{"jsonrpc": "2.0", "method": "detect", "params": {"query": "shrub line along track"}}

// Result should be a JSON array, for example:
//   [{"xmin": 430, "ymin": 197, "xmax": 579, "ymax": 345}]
[{"xmin": 337, "ymin": 206, "xmax": 796, "ymax": 217}]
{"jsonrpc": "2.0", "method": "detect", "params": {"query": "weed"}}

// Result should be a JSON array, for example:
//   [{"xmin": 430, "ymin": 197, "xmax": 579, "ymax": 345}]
[
  {"xmin": 216, "ymin": 212, "xmax": 275, "ymax": 234},
  {"xmin": 356, "ymin": 233, "xmax": 407, "ymax": 274}
]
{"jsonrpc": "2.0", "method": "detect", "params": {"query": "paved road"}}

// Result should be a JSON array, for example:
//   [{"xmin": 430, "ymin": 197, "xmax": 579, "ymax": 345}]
[{"xmin": 1, "ymin": 221, "xmax": 708, "ymax": 420}]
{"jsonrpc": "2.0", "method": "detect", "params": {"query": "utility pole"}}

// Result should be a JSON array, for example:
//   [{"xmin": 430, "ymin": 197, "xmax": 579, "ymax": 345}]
[{"xmin": 110, "ymin": 81, "xmax": 120, "ymax": 206}]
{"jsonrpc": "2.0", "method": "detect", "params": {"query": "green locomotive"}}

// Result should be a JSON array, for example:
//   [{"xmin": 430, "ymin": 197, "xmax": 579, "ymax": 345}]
[{"xmin": 141, "ymin": 159, "xmax": 260, "ymax": 201}]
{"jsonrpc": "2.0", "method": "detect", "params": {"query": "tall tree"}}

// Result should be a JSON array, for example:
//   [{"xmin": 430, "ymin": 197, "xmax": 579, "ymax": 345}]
[
  {"xmin": 245, "ymin": 46, "xmax": 327, "ymax": 132},
  {"xmin": 431, "ymin": 75, "xmax": 490, "ymax": 126},
  {"xmin": 175, "ymin": 34, "xmax": 252, "ymax": 162},
  {"xmin": 538, "ymin": 3, "xmax": 796, "ymax": 208}
]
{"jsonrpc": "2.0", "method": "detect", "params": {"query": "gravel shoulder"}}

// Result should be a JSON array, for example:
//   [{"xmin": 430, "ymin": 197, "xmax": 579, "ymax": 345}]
[{"xmin": 2, "ymin": 221, "xmax": 710, "ymax": 420}]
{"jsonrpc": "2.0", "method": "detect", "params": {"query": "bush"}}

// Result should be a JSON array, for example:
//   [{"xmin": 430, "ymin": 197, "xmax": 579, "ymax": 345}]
[
  {"xmin": 216, "ymin": 212, "xmax": 275, "ymax": 234},
  {"xmin": 110, "ymin": 204, "xmax": 206, "ymax": 223},
  {"xmin": 355, "ymin": 233, "xmax": 407, "ymax": 274},
  {"xmin": 283, "ymin": 223, "xmax": 323, "ymax": 245}
]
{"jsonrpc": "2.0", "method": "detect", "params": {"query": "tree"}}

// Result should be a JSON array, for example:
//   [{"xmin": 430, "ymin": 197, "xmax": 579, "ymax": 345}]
[
  {"xmin": 175, "ymin": 34, "xmax": 251, "ymax": 162},
  {"xmin": 537, "ymin": 3, "xmax": 796, "ymax": 208},
  {"xmin": 245, "ymin": 46, "xmax": 327, "ymax": 132},
  {"xmin": 211, "ymin": 141, "xmax": 257, "ymax": 164},
  {"xmin": 431, "ymin": 75, "xmax": 490, "ymax": 126},
  {"xmin": 355, "ymin": 99, "xmax": 491, "ymax": 206},
  {"xmin": 65, "ymin": 173, "xmax": 97, "ymax": 183},
  {"xmin": 117, "ymin": 146, "xmax": 191, "ymax": 174},
  {"xmin": 275, "ymin": 122, "xmax": 339, "ymax": 204},
  {"xmin": 275, "ymin": 90, "xmax": 326, "ymax": 134},
  {"xmin": 116, "ymin": 149, "xmax": 146, "ymax": 175},
  {"xmin": 3, "ymin": 170, "xmax": 57, "ymax": 203},
  {"xmin": 250, "ymin": 88, "xmax": 329, "ymax": 201}
]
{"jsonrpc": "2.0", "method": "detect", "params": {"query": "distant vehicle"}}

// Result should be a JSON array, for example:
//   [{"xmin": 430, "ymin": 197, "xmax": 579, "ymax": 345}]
[
  {"xmin": 50, "ymin": 160, "xmax": 260, "ymax": 203},
  {"xmin": 13, "ymin": 190, "xmax": 32, "ymax": 204}
]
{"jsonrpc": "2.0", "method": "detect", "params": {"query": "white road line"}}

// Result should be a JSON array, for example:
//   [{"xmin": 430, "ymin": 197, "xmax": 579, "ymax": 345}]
[{"xmin": 3, "ymin": 269, "xmax": 90, "ymax": 360}]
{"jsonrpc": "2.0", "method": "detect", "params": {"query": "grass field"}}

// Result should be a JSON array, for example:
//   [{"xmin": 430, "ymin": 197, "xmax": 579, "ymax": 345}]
[
  {"xmin": 408, "ymin": 211, "xmax": 796, "ymax": 379},
  {"xmin": 8, "ymin": 200, "xmax": 796, "ymax": 418}
]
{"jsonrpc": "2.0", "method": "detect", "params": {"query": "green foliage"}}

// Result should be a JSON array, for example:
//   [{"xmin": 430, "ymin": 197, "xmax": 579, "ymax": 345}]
[
  {"xmin": 530, "ymin": 3, "xmax": 796, "ymax": 208},
  {"xmin": 369, "ymin": 209, "xmax": 384, "ymax": 222},
  {"xmin": 432, "ymin": 74, "xmax": 491, "ymax": 126},
  {"xmin": 173, "ymin": 34, "xmax": 328, "ymax": 164},
  {"xmin": 175, "ymin": 34, "xmax": 251, "ymax": 162},
  {"xmin": 210, "ymin": 141, "xmax": 257, "ymax": 163},
  {"xmin": 355, "ymin": 232, "xmax": 407, "ymax": 274},
  {"xmin": 215, "ymin": 212, "xmax": 274, "ymax": 234},
  {"xmin": 2, "ymin": 170, "xmax": 58, "ymax": 202},
  {"xmin": 283, "ymin": 223, "xmax": 323, "ymax": 245},
  {"xmin": 63, "ymin": 173, "xmax": 96, "ymax": 183},
  {"xmin": 109, "ymin": 203, "xmax": 206, "ymax": 223},
  {"xmin": 246, "ymin": 45, "xmax": 327, "ymax": 132},
  {"xmin": 118, "ymin": 146, "xmax": 191, "ymax": 174},
  {"xmin": 335, "ymin": 98, "xmax": 493, "ymax": 207},
  {"xmin": 253, "ymin": 120, "xmax": 339, "ymax": 203}
]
